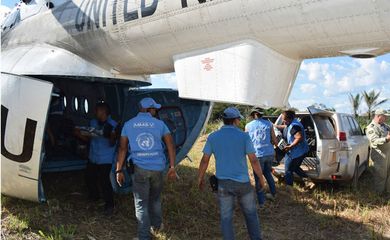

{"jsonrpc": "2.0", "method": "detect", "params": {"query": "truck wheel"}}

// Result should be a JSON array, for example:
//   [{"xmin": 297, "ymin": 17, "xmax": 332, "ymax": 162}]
[{"xmin": 351, "ymin": 159, "xmax": 360, "ymax": 190}]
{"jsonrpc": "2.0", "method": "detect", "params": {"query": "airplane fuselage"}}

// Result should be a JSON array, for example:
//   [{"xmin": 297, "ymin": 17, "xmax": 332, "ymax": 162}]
[{"xmin": 2, "ymin": 0, "xmax": 390, "ymax": 77}]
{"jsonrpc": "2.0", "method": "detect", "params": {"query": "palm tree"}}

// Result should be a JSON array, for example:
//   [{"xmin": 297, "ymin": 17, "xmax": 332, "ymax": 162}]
[
  {"xmin": 349, "ymin": 93, "xmax": 362, "ymax": 117},
  {"xmin": 362, "ymin": 90, "xmax": 388, "ymax": 119}
]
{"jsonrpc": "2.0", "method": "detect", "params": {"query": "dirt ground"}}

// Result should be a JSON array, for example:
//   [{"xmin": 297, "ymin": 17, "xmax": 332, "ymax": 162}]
[{"xmin": 1, "ymin": 136, "xmax": 390, "ymax": 240}]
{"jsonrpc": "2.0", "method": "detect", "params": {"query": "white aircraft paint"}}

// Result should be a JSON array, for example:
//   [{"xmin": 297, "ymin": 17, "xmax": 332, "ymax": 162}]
[
  {"xmin": 1, "ymin": 73, "xmax": 53, "ymax": 202},
  {"xmin": 174, "ymin": 40, "xmax": 301, "ymax": 107}
]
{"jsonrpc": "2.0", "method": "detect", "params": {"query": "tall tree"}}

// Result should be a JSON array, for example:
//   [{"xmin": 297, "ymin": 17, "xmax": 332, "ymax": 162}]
[
  {"xmin": 362, "ymin": 90, "xmax": 388, "ymax": 119},
  {"xmin": 349, "ymin": 93, "xmax": 362, "ymax": 117}
]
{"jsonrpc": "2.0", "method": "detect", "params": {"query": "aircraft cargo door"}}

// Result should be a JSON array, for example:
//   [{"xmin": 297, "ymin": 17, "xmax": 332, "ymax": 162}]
[
  {"xmin": 123, "ymin": 89, "xmax": 211, "ymax": 164},
  {"xmin": 1, "ymin": 73, "xmax": 53, "ymax": 202}
]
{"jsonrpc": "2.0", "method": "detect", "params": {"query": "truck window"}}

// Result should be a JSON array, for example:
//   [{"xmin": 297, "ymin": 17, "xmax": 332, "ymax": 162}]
[
  {"xmin": 313, "ymin": 115, "xmax": 336, "ymax": 139},
  {"xmin": 343, "ymin": 116, "xmax": 353, "ymax": 136},
  {"xmin": 349, "ymin": 116, "xmax": 363, "ymax": 135}
]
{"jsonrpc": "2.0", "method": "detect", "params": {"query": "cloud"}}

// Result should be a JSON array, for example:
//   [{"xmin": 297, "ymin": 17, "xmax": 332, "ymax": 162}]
[
  {"xmin": 300, "ymin": 62, "xmax": 329, "ymax": 81},
  {"xmin": 0, "ymin": 5, "xmax": 10, "ymax": 12},
  {"xmin": 289, "ymin": 98, "xmax": 317, "ymax": 111},
  {"xmin": 0, "ymin": 5, "xmax": 11, "ymax": 23},
  {"xmin": 150, "ymin": 73, "xmax": 177, "ymax": 89},
  {"xmin": 299, "ymin": 83, "xmax": 317, "ymax": 93},
  {"xmin": 290, "ymin": 55, "xmax": 390, "ymax": 113},
  {"xmin": 334, "ymin": 102, "xmax": 350, "ymax": 112},
  {"xmin": 303, "ymin": 57, "xmax": 389, "ymax": 96}
]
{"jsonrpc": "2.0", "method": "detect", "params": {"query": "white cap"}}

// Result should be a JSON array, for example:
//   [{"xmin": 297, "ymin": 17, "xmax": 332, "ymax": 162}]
[{"xmin": 374, "ymin": 109, "xmax": 387, "ymax": 116}]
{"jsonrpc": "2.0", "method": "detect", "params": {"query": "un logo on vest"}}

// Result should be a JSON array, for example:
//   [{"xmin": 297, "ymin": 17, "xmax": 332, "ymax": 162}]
[{"xmin": 136, "ymin": 133, "xmax": 155, "ymax": 150}]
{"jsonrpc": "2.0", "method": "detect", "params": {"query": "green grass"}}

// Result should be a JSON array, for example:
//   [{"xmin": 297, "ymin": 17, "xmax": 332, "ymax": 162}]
[
  {"xmin": 3, "ymin": 214, "xmax": 29, "ymax": 233},
  {"xmin": 204, "ymin": 120, "xmax": 222, "ymax": 134},
  {"xmin": 38, "ymin": 225, "xmax": 76, "ymax": 240},
  {"xmin": 1, "ymin": 136, "xmax": 390, "ymax": 239}
]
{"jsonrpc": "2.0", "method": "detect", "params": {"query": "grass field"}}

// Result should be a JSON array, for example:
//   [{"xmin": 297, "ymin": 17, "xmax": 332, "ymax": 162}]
[{"xmin": 1, "ymin": 135, "xmax": 390, "ymax": 240}]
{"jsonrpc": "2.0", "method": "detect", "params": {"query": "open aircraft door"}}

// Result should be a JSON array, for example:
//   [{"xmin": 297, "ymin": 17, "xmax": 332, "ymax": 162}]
[{"xmin": 1, "ymin": 73, "xmax": 53, "ymax": 202}]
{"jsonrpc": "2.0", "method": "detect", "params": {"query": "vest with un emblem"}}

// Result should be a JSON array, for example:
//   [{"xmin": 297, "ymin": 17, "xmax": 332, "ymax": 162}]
[
  {"xmin": 246, "ymin": 119, "xmax": 274, "ymax": 157},
  {"xmin": 123, "ymin": 112, "xmax": 169, "ymax": 171},
  {"xmin": 287, "ymin": 119, "xmax": 309, "ymax": 159}
]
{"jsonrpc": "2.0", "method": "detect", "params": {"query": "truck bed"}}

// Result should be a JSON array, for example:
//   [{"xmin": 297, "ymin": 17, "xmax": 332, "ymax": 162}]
[{"xmin": 273, "ymin": 157, "xmax": 319, "ymax": 178}]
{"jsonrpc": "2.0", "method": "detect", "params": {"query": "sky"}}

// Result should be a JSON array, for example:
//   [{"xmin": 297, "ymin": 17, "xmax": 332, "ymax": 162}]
[
  {"xmin": 1, "ymin": 0, "xmax": 18, "ymax": 8},
  {"xmin": 2, "ymin": 1, "xmax": 389, "ymax": 114},
  {"xmin": 1, "ymin": 0, "xmax": 17, "ymax": 9}
]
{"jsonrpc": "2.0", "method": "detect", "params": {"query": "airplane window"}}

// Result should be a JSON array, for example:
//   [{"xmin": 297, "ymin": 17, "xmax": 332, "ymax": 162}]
[
  {"xmin": 46, "ymin": 2, "xmax": 54, "ymax": 9},
  {"xmin": 83, "ymin": 98, "xmax": 89, "ymax": 114},
  {"xmin": 73, "ymin": 97, "xmax": 79, "ymax": 111}
]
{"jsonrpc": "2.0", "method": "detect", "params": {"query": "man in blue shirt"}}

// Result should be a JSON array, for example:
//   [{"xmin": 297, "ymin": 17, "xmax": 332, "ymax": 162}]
[
  {"xmin": 116, "ymin": 97, "xmax": 176, "ymax": 240},
  {"xmin": 198, "ymin": 107, "xmax": 265, "ymax": 240},
  {"xmin": 74, "ymin": 102, "xmax": 118, "ymax": 215},
  {"xmin": 245, "ymin": 107, "xmax": 278, "ymax": 203},
  {"xmin": 275, "ymin": 110, "xmax": 310, "ymax": 194}
]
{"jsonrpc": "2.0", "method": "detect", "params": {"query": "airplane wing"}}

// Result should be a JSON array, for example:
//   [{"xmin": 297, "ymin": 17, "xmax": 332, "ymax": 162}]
[{"xmin": 174, "ymin": 40, "xmax": 301, "ymax": 107}]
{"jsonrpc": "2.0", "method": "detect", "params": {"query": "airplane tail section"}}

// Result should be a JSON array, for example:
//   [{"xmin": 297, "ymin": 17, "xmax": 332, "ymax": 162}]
[{"xmin": 174, "ymin": 40, "xmax": 301, "ymax": 107}]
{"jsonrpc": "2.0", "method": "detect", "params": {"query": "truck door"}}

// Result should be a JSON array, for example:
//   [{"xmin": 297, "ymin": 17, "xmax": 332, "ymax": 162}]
[
  {"xmin": 1, "ymin": 73, "xmax": 53, "ymax": 202},
  {"xmin": 307, "ymin": 107, "xmax": 340, "ymax": 178}
]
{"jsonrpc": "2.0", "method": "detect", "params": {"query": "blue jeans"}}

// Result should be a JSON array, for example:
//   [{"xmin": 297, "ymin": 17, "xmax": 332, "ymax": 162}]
[
  {"xmin": 132, "ymin": 166, "xmax": 163, "ymax": 240},
  {"xmin": 285, "ymin": 154, "xmax": 308, "ymax": 186},
  {"xmin": 218, "ymin": 179, "xmax": 262, "ymax": 240},
  {"xmin": 253, "ymin": 155, "xmax": 276, "ymax": 196}
]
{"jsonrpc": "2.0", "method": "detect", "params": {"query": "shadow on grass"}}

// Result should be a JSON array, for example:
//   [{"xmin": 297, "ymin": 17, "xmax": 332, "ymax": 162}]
[{"xmin": 1, "ymin": 164, "xmax": 389, "ymax": 240}]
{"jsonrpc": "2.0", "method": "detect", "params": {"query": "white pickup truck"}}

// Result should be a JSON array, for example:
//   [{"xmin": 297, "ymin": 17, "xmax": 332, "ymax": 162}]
[{"xmin": 273, "ymin": 107, "xmax": 370, "ymax": 187}]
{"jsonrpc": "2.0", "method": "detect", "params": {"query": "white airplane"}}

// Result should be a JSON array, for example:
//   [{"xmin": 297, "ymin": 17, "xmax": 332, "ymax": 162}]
[{"xmin": 1, "ymin": 0, "xmax": 390, "ymax": 202}]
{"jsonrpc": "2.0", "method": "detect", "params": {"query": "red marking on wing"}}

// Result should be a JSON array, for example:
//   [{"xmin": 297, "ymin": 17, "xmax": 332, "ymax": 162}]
[{"xmin": 201, "ymin": 57, "xmax": 214, "ymax": 71}]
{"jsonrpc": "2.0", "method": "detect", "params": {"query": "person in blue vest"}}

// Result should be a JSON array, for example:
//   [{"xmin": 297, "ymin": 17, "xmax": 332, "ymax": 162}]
[
  {"xmin": 275, "ymin": 110, "xmax": 309, "ymax": 194},
  {"xmin": 198, "ymin": 107, "xmax": 265, "ymax": 240},
  {"xmin": 116, "ymin": 97, "xmax": 176, "ymax": 240},
  {"xmin": 74, "ymin": 101, "xmax": 118, "ymax": 215},
  {"xmin": 245, "ymin": 107, "xmax": 278, "ymax": 203}
]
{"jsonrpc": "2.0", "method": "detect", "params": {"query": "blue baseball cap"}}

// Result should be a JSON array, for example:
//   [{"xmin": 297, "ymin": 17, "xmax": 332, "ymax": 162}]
[
  {"xmin": 223, "ymin": 107, "xmax": 243, "ymax": 119},
  {"xmin": 139, "ymin": 97, "xmax": 161, "ymax": 109}
]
